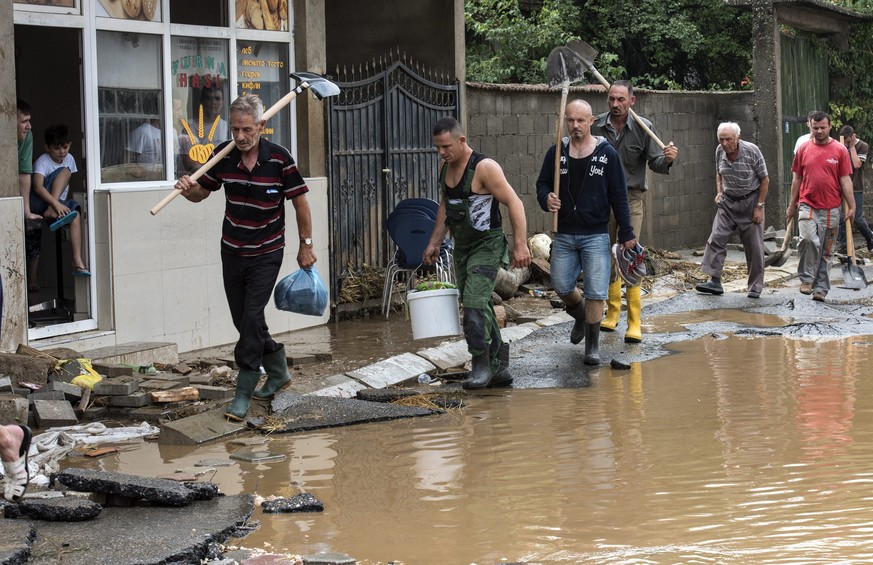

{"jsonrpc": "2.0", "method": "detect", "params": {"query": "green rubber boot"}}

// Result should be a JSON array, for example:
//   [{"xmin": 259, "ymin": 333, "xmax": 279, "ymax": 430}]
[
  {"xmin": 253, "ymin": 346, "xmax": 291, "ymax": 400},
  {"xmin": 224, "ymin": 369, "xmax": 261, "ymax": 422}
]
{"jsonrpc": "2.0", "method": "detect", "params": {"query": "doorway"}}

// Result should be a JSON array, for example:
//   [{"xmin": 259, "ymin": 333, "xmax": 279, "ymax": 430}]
[{"xmin": 14, "ymin": 24, "xmax": 91, "ymax": 332}]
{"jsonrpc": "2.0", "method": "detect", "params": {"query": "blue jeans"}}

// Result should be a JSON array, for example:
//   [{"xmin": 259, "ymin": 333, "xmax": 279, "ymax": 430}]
[{"xmin": 550, "ymin": 233, "xmax": 611, "ymax": 299}]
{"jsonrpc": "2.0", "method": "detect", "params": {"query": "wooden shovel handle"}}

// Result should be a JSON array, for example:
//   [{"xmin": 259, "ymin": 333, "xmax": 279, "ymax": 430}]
[
  {"xmin": 150, "ymin": 82, "xmax": 310, "ymax": 216},
  {"xmin": 553, "ymin": 84, "xmax": 569, "ymax": 233},
  {"xmin": 845, "ymin": 200, "xmax": 857, "ymax": 265},
  {"xmin": 587, "ymin": 66, "xmax": 666, "ymax": 150}
]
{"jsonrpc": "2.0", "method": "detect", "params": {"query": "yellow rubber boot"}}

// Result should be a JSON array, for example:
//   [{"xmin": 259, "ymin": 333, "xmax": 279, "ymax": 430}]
[
  {"xmin": 625, "ymin": 285, "xmax": 642, "ymax": 343},
  {"xmin": 601, "ymin": 279, "xmax": 622, "ymax": 332}
]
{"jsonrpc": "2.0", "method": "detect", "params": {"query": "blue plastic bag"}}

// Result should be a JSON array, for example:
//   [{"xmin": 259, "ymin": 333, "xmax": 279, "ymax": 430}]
[{"xmin": 274, "ymin": 266, "xmax": 328, "ymax": 316}]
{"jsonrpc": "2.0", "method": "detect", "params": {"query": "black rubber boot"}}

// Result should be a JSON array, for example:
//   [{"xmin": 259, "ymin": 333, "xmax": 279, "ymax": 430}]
[
  {"xmin": 489, "ymin": 342, "xmax": 513, "ymax": 387},
  {"xmin": 463, "ymin": 352, "xmax": 493, "ymax": 390},
  {"xmin": 584, "ymin": 322, "xmax": 601, "ymax": 366},
  {"xmin": 253, "ymin": 346, "xmax": 291, "ymax": 400},
  {"xmin": 225, "ymin": 369, "xmax": 261, "ymax": 421},
  {"xmin": 566, "ymin": 300, "xmax": 586, "ymax": 345}
]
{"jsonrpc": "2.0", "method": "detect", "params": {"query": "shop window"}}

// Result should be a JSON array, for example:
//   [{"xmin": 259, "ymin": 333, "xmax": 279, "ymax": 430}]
[
  {"xmin": 96, "ymin": 31, "xmax": 165, "ymax": 183},
  {"xmin": 170, "ymin": 0, "xmax": 227, "ymax": 27},
  {"xmin": 95, "ymin": 0, "xmax": 161, "ymax": 22},
  {"xmin": 237, "ymin": 41, "xmax": 290, "ymax": 146},
  {"xmin": 171, "ymin": 37, "xmax": 230, "ymax": 178}
]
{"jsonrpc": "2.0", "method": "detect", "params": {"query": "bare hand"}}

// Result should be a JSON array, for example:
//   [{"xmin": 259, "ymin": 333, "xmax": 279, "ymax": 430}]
[
  {"xmin": 752, "ymin": 206, "xmax": 764, "ymax": 225},
  {"xmin": 422, "ymin": 242, "xmax": 441, "ymax": 265},
  {"xmin": 622, "ymin": 238, "xmax": 638, "ymax": 251},
  {"xmin": 785, "ymin": 203, "xmax": 797, "ymax": 224},
  {"xmin": 297, "ymin": 246, "xmax": 317, "ymax": 269},
  {"xmin": 547, "ymin": 192, "xmax": 561, "ymax": 213},
  {"xmin": 512, "ymin": 245, "xmax": 532, "ymax": 269},
  {"xmin": 664, "ymin": 142, "xmax": 679, "ymax": 164}
]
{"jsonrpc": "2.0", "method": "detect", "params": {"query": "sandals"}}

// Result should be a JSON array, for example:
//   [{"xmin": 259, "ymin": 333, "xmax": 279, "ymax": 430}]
[
  {"xmin": 49, "ymin": 210, "xmax": 77, "ymax": 232},
  {"xmin": 73, "ymin": 266, "xmax": 91, "ymax": 277},
  {"xmin": 3, "ymin": 425, "xmax": 32, "ymax": 502}
]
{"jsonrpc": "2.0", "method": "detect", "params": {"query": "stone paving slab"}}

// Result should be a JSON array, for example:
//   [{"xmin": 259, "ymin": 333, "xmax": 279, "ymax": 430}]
[
  {"xmin": 500, "ymin": 323, "xmax": 539, "ymax": 343},
  {"xmin": 287, "ymin": 373, "xmax": 368, "ymax": 398},
  {"xmin": 344, "ymin": 352, "xmax": 436, "ymax": 388},
  {"xmin": 256, "ymin": 392, "xmax": 439, "ymax": 434},
  {"xmin": 535, "ymin": 311, "xmax": 573, "ymax": 327},
  {"xmin": 415, "ymin": 339, "xmax": 470, "ymax": 370},
  {"xmin": 159, "ymin": 406, "xmax": 248, "ymax": 445}
]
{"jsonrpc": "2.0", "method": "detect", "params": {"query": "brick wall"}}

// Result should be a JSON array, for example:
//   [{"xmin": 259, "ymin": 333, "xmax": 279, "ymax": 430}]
[{"xmin": 466, "ymin": 83, "xmax": 757, "ymax": 250}]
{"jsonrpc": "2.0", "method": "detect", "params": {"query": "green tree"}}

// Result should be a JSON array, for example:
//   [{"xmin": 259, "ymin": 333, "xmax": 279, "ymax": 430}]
[{"xmin": 465, "ymin": 0, "xmax": 754, "ymax": 90}]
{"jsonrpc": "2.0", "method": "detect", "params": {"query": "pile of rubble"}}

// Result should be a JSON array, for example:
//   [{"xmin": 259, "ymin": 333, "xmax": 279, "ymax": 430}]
[{"xmin": 0, "ymin": 345, "xmax": 252, "ymax": 429}]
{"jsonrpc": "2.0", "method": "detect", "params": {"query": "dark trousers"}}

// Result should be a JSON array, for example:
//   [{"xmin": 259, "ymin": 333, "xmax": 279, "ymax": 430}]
[
  {"xmin": 222, "ymin": 250, "xmax": 283, "ymax": 371},
  {"xmin": 838, "ymin": 191, "xmax": 873, "ymax": 252}
]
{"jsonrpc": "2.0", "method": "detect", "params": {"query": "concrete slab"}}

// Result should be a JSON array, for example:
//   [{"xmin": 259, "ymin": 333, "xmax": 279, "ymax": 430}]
[
  {"xmin": 535, "ymin": 311, "xmax": 573, "ymax": 327},
  {"xmin": 23, "ymin": 495, "xmax": 253, "ymax": 565},
  {"xmin": 0, "ymin": 394, "xmax": 29, "ymax": 425},
  {"xmin": 258, "ymin": 393, "xmax": 439, "ymax": 434},
  {"xmin": 28, "ymin": 390, "xmax": 66, "ymax": 402},
  {"xmin": 33, "ymin": 399, "xmax": 78, "ymax": 428},
  {"xmin": 0, "ymin": 520, "xmax": 34, "ymax": 563},
  {"xmin": 500, "ymin": 323, "xmax": 539, "ymax": 343},
  {"xmin": 79, "ymin": 341, "xmax": 179, "ymax": 366},
  {"xmin": 90, "ymin": 362, "xmax": 133, "ymax": 377},
  {"xmin": 159, "ymin": 407, "xmax": 248, "ymax": 445},
  {"xmin": 288, "ymin": 373, "xmax": 368, "ymax": 398},
  {"xmin": 416, "ymin": 339, "xmax": 470, "ymax": 370},
  {"xmin": 194, "ymin": 385, "xmax": 235, "ymax": 400},
  {"xmin": 45, "ymin": 380, "xmax": 83, "ymax": 400},
  {"xmin": 345, "ymin": 352, "xmax": 436, "ymax": 388},
  {"xmin": 108, "ymin": 391, "xmax": 151, "ymax": 408},
  {"xmin": 230, "ymin": 449, "xmax": 286, "ymax": 463},
  {"xmin": 261, "ymin": 493, "xmax": 323, "ymax": 513}
]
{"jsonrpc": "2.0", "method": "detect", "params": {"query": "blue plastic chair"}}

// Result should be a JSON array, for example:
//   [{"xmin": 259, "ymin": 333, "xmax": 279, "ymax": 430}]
[{"xmin": 382, "ymin": 203, "xmax": 453, "ymax": 316}]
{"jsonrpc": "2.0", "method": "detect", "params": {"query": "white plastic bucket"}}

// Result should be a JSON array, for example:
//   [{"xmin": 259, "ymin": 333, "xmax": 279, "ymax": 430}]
[{"xmin": 407, "ymin": 288, "xmax": 462, "ymax": 340}]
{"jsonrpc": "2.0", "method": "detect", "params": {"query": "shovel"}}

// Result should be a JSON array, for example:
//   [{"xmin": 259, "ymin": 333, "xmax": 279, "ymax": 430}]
[
  {"xmin": 566, "ymin": 39, "xmax": 666, "ymax": 151},
  {"xmin": 842, "ymin": 203, "xmax": 868, "ymax": 289},
  {"xmin": 546, "ymin": 45, "xmax": 587, "ymax": 232},
  {"xmin": 150, "ymin": 71, "xmax": 340, "ymax": 215},
  {"xmin": 764, "ymin": 217, "xmax": 794, "ymax": 268}
]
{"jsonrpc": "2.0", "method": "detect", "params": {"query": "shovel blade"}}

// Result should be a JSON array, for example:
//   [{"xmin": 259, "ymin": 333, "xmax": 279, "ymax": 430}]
[
  {"xmin": 547, "ymin": 46, "xmax": 587, "ymax": 88},
  {"xmin": 842, "ymin": 261, "xmax": 868, "ymax": 290},
  {"xmin": 566, "ymin": 39, "xmax": 599, "ymax": 69},
  {"xmin": 765, "ymin": 248, "xmax": 792, "ymax": 268}
]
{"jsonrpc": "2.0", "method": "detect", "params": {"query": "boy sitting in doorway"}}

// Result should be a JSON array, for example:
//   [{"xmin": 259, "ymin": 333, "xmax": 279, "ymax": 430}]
[{"xmin": 28, "ymin": 123, "xmax": 90, "ymax": 290}]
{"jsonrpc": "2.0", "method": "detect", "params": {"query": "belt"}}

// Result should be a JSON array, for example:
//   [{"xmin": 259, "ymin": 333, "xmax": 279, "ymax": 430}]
[{"xmin": 722, "ymin": 190, "xmax": 757, "ymax": 201}]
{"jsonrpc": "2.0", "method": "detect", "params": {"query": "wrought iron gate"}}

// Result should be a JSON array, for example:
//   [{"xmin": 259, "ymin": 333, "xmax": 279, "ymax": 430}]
[{"xmin": 327, "ymin": 54, "xmax": 460, "ymax": 303}]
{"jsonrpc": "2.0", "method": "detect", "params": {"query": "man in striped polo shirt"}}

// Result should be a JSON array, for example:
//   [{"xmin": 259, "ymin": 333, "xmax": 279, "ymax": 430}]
[
  {"xmin": 176, "ymin": 93, "xmax": 316, "ymax": 421},
  {"xmin": 696, "ymin": 122, "xmax": 769, "ymax": 299}
]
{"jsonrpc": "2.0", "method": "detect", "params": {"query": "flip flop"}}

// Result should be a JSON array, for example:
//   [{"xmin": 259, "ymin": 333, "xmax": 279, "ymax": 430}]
[
  {"xmin": 3, "ymin": 424, "xmax": 32, "ymax": 503},
  {"xmin": 50, "ymin": 210, "xmax": 77, "ymax": 232},
  {"xmin": 73, "ymin": 266, "xmax": 91, "ymax": 277}
]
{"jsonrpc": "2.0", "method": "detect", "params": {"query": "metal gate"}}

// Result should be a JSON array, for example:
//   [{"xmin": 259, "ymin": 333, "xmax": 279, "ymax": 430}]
[
  {"xmin": 327, "ymin": 54, "xmax": 460, "ymax": 302},
  {"xmin": 780, "ymin": 33, "xmax": 829, "ymax": 207}
]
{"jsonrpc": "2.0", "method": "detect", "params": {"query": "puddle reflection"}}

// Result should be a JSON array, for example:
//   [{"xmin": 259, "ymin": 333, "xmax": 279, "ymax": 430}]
[{"xmin": 69, "ymin": 334, "xmax": 873, "ymax": 563}]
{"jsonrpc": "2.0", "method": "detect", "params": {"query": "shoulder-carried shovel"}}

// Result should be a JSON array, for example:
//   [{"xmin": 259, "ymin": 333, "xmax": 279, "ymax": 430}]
[
  {"xmin": 546, "ymin": 45, "xmax": 587, "ymax": 233},
  {"xmin": 842, "ymin": 202, "xmax": 868, "ymax": 289},
  {"xmin": 566, "ymin": 39, "xmax": 666, "ymax": 151},
  {"xmin": 150, "ymin": 71, "xmax": 340, "ymax": 216}
]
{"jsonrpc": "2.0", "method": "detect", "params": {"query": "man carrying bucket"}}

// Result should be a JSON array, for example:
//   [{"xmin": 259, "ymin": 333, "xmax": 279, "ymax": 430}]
[{"xmin": 423, "ymin": 117, "xmax": 531, "ymax": 390}]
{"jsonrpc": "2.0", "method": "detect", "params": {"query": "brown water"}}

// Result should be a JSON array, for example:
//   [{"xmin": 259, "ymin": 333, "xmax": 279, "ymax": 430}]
[{"xmin": 82, "ymin": 333, "xmax": 873, "ymax": 564}]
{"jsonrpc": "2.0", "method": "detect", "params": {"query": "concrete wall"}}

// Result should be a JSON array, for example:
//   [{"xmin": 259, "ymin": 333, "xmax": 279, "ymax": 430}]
[{"xmin": 465, "ymin": 84, "xmax": 757, "ymax": 250}]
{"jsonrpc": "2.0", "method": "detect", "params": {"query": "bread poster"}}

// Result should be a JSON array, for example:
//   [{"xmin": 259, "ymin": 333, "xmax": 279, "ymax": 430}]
[{"xmin": 236, "ymin": 0, "xmax": 288, "ymax": 31}]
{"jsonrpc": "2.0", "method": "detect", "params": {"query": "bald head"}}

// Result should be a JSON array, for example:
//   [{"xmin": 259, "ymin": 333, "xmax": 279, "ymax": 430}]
[{"xmin": 564, "ymin": 99, "xmax": 595, "ymax": 143}]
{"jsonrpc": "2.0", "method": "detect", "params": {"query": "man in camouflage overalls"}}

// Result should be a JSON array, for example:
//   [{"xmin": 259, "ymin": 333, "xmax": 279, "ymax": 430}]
[{"xmin": 423, "ymin": 117, "xmax": 531, "ymax": 389}]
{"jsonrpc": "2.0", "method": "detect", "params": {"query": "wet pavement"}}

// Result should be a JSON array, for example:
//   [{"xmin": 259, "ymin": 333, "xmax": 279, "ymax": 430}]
[{"xmin": 7, "ymin": 249, "xmax": 873, "ymax": 563}]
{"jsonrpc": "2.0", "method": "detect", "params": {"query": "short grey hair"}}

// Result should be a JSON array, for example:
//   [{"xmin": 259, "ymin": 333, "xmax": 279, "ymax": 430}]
[
  {"xmin": 717, "ymin": 122, "xmax": 741, "ymax": 137},
  {"xmin": 230, "ymin": 94, "xmax": 265, "ymax": 122}
]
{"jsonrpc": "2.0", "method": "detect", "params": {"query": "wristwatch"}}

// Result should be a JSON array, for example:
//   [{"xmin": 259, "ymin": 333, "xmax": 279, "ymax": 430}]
[
  {"xmin": 756, "ymin": 203, "xmax": 765, "ymax": 208},
  {"xmin": 300, "ymin": 237, "xmax": 312, "ymax": 246}
]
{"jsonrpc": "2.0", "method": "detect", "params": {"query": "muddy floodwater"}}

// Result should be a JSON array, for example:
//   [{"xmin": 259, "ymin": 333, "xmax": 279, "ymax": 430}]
[{"xmin": 75, "ymin": 328, "xmax": 873, "ymax": 564}]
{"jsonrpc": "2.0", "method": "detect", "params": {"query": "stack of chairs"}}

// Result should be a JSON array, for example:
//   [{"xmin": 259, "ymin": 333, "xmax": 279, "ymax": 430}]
[{"xmin": 381, "ymin": 198, "xmax": 454, "ymax": 317}]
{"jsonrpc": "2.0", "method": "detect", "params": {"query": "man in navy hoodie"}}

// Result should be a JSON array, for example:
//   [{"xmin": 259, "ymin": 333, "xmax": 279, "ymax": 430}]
[{"xmin": 536, "ymin": 99, "xmax": 637, "ymax": 365}]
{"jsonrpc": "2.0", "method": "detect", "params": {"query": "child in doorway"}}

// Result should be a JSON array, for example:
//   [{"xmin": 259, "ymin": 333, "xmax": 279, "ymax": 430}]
[{"xmin": 29, "ymin": 124, "xmax": 90, "ymax": 286}]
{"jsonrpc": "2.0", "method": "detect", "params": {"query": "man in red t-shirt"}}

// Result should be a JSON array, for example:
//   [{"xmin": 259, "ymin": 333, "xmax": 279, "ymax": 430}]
[{"xmin": 786, "ymin": 111, "xmax": 854, "ymax": 302}]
